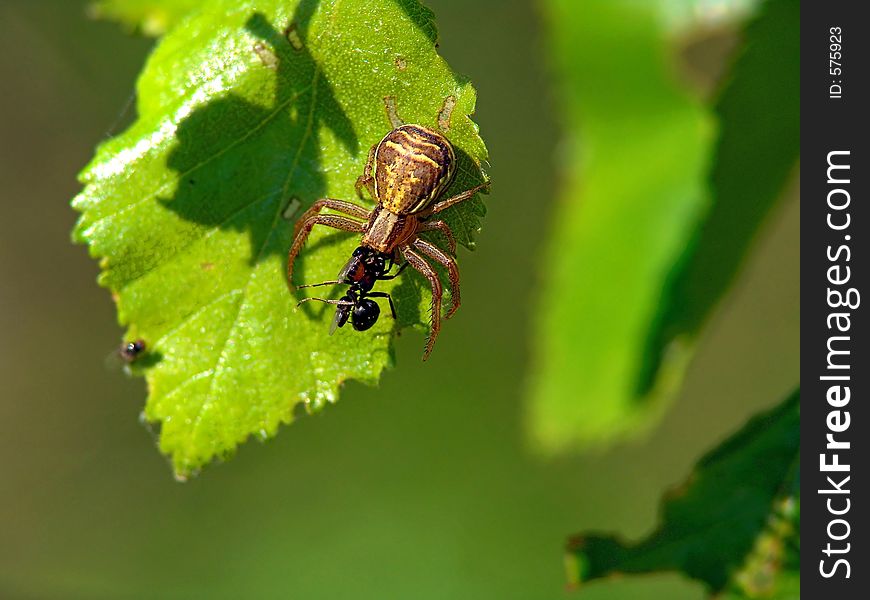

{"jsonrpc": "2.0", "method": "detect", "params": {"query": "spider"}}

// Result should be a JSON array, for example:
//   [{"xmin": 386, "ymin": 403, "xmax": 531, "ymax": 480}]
[{"xmin": 288, "ymin": 124, "xmax": 489, "ymax": 359}]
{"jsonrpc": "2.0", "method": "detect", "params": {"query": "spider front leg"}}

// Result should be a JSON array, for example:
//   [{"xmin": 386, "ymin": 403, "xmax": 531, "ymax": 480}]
[
  {"xmin": 287, "ymin": 215, "xmax": 365, "ymax": 289},
  {"xmin": 413, "ymin": 238, "xmax": 461, "ymax": 319},
  {"xmin": 418, "ymin": 181, "xmax": 491, "ymax": 218},
  {"xmin": 293, "ymin": 198, "xmax": 371, "ymax": 239},
  {"xmin": 354, "ymin": 142, "xmax": 378, "ymax": 200},
  {"xmin": 400, "ymin": 245, "xmax": 443, "ymax": 361},
  {"xmin": 418, "ymin": 220, "xmax": 456, "ymax": 255}
]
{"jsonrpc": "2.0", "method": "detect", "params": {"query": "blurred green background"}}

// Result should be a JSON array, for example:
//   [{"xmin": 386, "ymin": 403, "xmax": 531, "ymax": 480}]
[{"xmin": 0, "ymin": 0, "xmax": 797, "ymax": 598}]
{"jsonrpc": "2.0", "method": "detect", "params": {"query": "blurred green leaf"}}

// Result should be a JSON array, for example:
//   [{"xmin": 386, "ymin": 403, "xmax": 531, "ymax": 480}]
[
  {"xmin": 655, "ymin": 0, "xmax": 759, "ymax": 33},
  {"xmin": 566, "ymin": 389, "xmax": 799, "ymax": 597},
  {"xmin": 72, "ymin": 0, "xmax": 488, "ymax": 478},
  {"xmin": 527, "ymin": 0, "xmax": 798, "ymax": 451},
  {"xmin": 638, "ymin": 0, "xmax": 799, "ymax": 395},
  {"xmin": 526, "ymin": 0, "xmax": 712, "ymax": 449},
  {"xmin": 90, "ymin": 0, "xmax": 203, "ymax": 35}
]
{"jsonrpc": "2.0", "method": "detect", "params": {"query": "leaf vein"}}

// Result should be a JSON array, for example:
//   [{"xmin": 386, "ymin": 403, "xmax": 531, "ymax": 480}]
[
  {"xmin": 85, "ymin": 83, "xmax": 313, "ymax": 233},
  {"xmin": 186, "ymin": 66, "xmax": 323, "ymax": 446}
]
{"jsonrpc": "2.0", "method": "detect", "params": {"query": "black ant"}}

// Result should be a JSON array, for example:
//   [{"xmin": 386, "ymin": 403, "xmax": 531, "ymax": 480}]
[{"xmin": 297, "ymin": 246, "xmax": 407, "ymax": 334}]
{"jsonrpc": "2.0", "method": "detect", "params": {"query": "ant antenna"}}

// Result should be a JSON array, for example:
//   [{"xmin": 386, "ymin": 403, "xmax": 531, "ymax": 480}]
[
  {"xmin": 297, "ymin": 280, "xmax": 345, "ymax": 290},
  {"xmin": 296, "ymin": 297, "xmax": 353, "ymax": 308}
]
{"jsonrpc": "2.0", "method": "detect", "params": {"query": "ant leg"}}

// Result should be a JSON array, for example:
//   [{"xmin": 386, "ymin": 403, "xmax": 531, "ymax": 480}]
[
  {"xmin": 287, "ymin": 215, "xmax": 365, "ymax": 290},
  {"xmin": 417, "ymin": 180, "xmax": 490, "ymax": 218},
  {"xmin": 377, "ymin": 261, "xmax": 409, "ymax": 281},
  {"xmin": 355, "ymin": 143, "xmax": 378, "ymax": 200},
  {"xmin": 412, "ymin": 238, "xmax": 461, "ymax": 319},
  {"xmin": 418, "ymin": 220, "xmax": 456, "ymax": 254},
  {"xmin": 400, "ymin": 245, "xmax": 442, "ymax": 361},
  {"xmin": 293, "ymin": 198, "xmax": 371, "ymax": 239},
  {"xmin": 367, "ymin": 292, "xmax": 397, "ymax": 319}
]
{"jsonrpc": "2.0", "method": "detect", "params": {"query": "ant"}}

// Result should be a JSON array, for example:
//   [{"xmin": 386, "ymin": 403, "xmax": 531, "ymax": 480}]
[{"xmin": 297, "ymin": 246, "xmax": 407, "ymax": 334}]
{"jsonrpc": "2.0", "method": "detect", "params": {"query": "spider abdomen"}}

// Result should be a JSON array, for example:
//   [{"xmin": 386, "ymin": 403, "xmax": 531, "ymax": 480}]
[{"xmin": 373, "ymin": 124, "xmax": 456, "ymax": 214}]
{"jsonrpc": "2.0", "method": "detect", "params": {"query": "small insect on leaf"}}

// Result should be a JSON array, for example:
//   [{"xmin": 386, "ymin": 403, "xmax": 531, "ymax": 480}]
[{"xmin": 118, "ymin": 339, "xmax": 147, "ymax": 363}]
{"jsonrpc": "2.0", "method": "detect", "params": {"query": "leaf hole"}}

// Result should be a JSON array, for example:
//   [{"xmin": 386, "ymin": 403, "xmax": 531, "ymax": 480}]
[
  {"xmin": 383, "ymin": 95, "xmax": 404, "ymax": 129},
  {"xmin": 282, "ymin": 196, "xmax": 302, "ymax": 221},
  {"xmin": 437, "ymin": 95, "xmax": 456, "ymax": 132},
  {"xmin": 253, "ymin": 42, "xmax": 279, "ymax": 69},
  {"xmin": 284, "ymin": 23, "xmax": 304, "ymax": 51}
]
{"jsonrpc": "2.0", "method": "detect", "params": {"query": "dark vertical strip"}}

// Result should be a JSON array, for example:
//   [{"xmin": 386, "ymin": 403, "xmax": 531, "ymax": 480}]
[{"xmin": 803, "ymin": 0, "xmax": 867, "ymax": 595}]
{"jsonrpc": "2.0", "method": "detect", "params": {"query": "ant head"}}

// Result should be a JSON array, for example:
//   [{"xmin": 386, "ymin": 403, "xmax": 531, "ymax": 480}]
[
  {"xmin": 363, "ymin": 249, "xmax": 387, "ymax": 274},
  {"xmin": 351, "ymin": 246, "xmax": 388, "ymax": 271},
  {"xmin": 338, "ymin": 247, "xmax": 390, "ymax": 292}
]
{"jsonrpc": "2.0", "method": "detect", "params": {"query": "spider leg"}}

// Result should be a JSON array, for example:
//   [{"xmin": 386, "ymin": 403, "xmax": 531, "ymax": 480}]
[
  {"xmin": 412, "ymin": 237, "xmax": 461, "ymax": 319},
  {"xmin": 293, "ymin": 198, "xmax": 371, "ymax": 239},
  {"xmin": 355, "ymin": 142, "xmax": 378, "ymax": 200},
  {"xmin": 367, "ymin": 291, "xmax": 397, "ymax": 319},
  {"xmin": 418, "ymin": 220, "xmax": 456, "ymax": 255},
  {"xmin": 400, "ymin": 245, "xmax": 442, "ymax": 361},
  {"xmin": 287, "ymin": 215, "xmax": 365, "ymax": 289},
  {"xmin": 418, "ymin": 180, "xmax": 490, "ymax": 218}
]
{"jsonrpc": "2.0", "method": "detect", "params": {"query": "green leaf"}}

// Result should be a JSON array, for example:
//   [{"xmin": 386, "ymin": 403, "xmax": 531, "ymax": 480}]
[
  {"xmin": 565, "ymin": 389, "xmax": 799, "ymax": 596},
  {"xmin": 89, "ymin": 0, "xmax": 203, "ymax": 36},
  {"xmin": 72, "ymin": 0, "xmax": 488, "ymax": 478},
  {"xmin": 527, "ymin": 0, "xmax": 799, "ymax": 451},
  {"xmin": 526, "ymin": 0, "xmax": 712, "ymax": 449},
  {"xmin": 637, "ymin": 0, "xmax": 800, "ymax": 397}
]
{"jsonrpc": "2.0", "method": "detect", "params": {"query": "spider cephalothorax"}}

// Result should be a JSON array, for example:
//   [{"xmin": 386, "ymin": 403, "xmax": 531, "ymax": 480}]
[{"xmin": 288, "ymin": 124, "xmax": 489, "ymax": 360}]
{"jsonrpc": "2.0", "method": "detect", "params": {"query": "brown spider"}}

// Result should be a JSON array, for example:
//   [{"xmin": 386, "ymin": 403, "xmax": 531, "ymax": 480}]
[{"xmin": 287, "ymin": 124, "xmax": 489, "ymax": 360}]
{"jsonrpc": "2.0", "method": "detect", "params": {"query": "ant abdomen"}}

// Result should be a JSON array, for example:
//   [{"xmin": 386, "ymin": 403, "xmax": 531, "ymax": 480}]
[
  {"xmin": 351, "ymin": 298, "xmax": 381, "ymax": 331},
  {"xmin": 330, "ymin": 295, "xmax": 381, "ymax": 333}
]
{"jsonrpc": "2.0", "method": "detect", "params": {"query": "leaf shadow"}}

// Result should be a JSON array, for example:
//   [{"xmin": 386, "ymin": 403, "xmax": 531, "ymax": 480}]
[
  {"xmin": 158, "ymin": 3, "xmax": 486, "ymax": 340},
  {"xmin": 159, "ymin": 5, "xmax": 358, "ymax": 280},
  {"xmin": 390, "ymin": 0, "xmax": 438, "ymax": 46}
]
